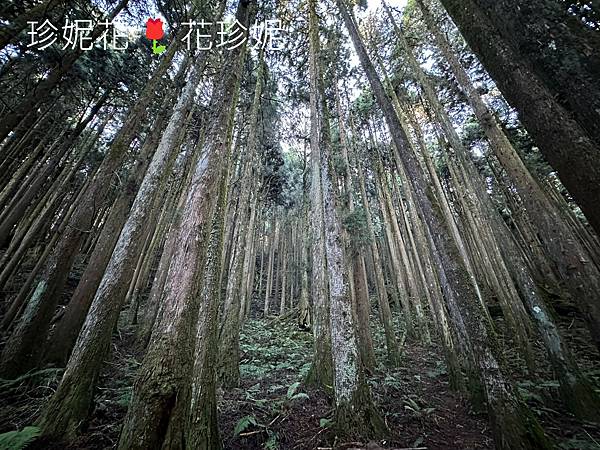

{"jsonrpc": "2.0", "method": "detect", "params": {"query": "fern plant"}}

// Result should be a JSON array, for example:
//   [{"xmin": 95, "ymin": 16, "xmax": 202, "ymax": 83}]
[
  {"xmin": 286, "ymin": 381, "xmax": 309, "ymax": 401},
  {"xmin": 0, "ymin": 426, "xmax": 41, "ymax": 450}
]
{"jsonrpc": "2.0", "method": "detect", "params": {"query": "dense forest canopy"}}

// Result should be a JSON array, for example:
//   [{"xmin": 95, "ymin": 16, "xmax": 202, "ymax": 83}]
[{"xmin": 0, "ymin": 0, "xmax": 599, "ymax": 449}]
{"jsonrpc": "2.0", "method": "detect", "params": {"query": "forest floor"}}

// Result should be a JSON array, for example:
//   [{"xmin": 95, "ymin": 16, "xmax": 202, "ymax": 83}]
[{"xmin": 1, "ymin": 302, "xmax": 600, "ymax": 449}]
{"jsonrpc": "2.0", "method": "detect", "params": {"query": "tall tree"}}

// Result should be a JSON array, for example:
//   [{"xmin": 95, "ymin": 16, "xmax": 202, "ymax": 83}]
[
  {"xmin": 117, "ymin": 1, "xmax": 251, "ymax": 447},
  {"xmin": 0, "ymin": 41, "xmax": 180, "ymax": 378},
  {"xmin": 337, "ymin": 1, "xmax": 552, "ymax": 447},
  {"xmin": 305, "ymin": 0, "xmax": 334, "ymax": 389},
  {"xmin": 438, "ymin": 0, "xmax": 600, "ymax": 235},
  {"xmin": 310, "ymin": 0, "xmax": 386, "ymax": 436}
]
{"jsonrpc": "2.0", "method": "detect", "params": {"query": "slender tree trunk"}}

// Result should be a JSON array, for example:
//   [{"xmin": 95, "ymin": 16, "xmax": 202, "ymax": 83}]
[
  {"xmin": 335, "ymin": 82, "xmax": 376, "ymax": 370},
  {"xmin": 304, "ymin": 0, "xmax": 333, "ymax": 389},
  {"xmin": 0, "ymin": 41, "xmax": 179, "ymax": 378},
  {"xmin": 36, "ymin": 55, "xmax": 203, "ymax": 439},
  {"xmin": 373, "ymin": 159, "xmax": 414, "ymax": 336},
  {"xmin": 279, "ymin": 235, "xmax": 288, "ymax": 316},
  {"xmin": 42, "ymin": 93, "xmax": 176, "ymax": 366},
  {"xmin": 218, "ymin": 62, "xmax": 265, "ymax": 382},
  {"xmin": 355, "ymin": 153, "xmax": 401, "ymax": 366},
  {"xmin": 298, "ymin": 212, "xmax": 312, "ymax": 330},
  {"xmin": 338, "ymin": 2, "xmax": 552, "ymax": 446},
  {"xmin": 263, "ymin": 219, "xmax": 278, "ymax": 317},
  {"xmin": 437, "ymin": 0, "xmax": 600, "ymax": 235},
  {"xmin": 418, "ymin": 0, "xmax": 600, "ymax": 355},
  {"xmin": 117, "ymin": 3, "xmax": 248, "ymax": 448},
  {"xmin": 309, "ymin": 0, "xmax": 385, "ymax": 436}
]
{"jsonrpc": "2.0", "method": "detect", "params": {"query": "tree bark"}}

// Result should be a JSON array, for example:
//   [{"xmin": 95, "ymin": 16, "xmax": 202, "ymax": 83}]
[
  {"xmin": 438, "ymin": 0, "xmax": 600, "ymax": 235},
  {"xmin": 338, "ymin": 1, "xmax": 552, "ymax": 446},
  {"xmin": 418, "ymin": 0, "xmax": 600, "ymax": 355},
  {"xmin": 37, "ymin": 55, "xmax": 202, "ymax": 439},
  {"xmin": 117, "ymin": 3, "xmax": 249, "ymax": 448},
  {"xmin": 0, "ymin": 41, "xmax": 179, "ymax": 378},
  {"xmin": 304, "ymin": 0, "xmax": 334, "ymax": 390}
]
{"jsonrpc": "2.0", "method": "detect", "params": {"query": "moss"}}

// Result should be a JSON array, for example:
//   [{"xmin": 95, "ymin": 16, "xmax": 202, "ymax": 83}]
[
  {"xmin": 562, "ymin": 373, "xmax": 600, "ymax": 422},
  {"xmin": 186, "ymin": 389, "xmax": 222, "ymax": 450},
  {"xmin": 333, "ymin": 379, "xmax": 388, "ymax": 440},
  {"xmin": 445, "ymin": 350, "xmax": 466, "ymax": 393},
  {"xmin": 37, "ymin": 378, "xmax": 94, "ymax": 441},
  {"xmin": 490, "ymin": 398, "xmax": 553, "ymax": 450},
  {"xmin": 465, "ymin": 364, "xmax": 487, "ymax": 413},
  {"xmin": 304, "ymin": 356, "xmax": 334, "ymax": 395}
]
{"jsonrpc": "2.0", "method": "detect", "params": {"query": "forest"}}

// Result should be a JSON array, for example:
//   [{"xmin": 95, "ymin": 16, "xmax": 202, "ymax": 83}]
[{"xmin": 0, "ymin": 0, "xmax": 599, "ymax": 448}]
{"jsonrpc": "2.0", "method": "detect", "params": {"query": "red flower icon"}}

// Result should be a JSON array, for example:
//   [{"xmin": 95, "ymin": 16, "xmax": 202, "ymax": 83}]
[{"xmin": 146, "ymin": 18, "xmax": 164, "ymax": 40}]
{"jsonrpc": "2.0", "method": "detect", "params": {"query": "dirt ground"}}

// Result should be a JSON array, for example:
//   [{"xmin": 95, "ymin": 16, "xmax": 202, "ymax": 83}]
[{"xmin": 1, "ymin": 306, "xmax": 599, "ymax": 450}]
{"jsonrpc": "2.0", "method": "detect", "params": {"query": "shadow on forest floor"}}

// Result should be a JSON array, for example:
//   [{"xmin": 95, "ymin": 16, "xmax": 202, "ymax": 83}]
[
  {"xmin": 1, "ymin": 306, "xmax": 600, "ymax": 449},
  {"xmin": 220, "ymin": 316, "xmax": 493, "ymax": 450}
]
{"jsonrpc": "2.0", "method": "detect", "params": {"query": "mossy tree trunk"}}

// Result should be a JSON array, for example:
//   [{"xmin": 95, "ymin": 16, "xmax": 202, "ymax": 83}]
[
  {"xmin": 37, "ymin": 54, "xmax": 202, "ymax": 440},
  {"xmin": 437, "ymin": 0, "xmax": 600, "ymax": 236},
  {"xmin": 418, "ymin": 0, "xmax": 600, "ymax": 357},
  {"xmin": 354, "ymin": 152, "xmax": 401, "ymax": 366},
  {"xmin": 305, "ymin": 0, "xmax": 333, "ymax": 390},
  {"xmin": 0, "ymin": 41, "xmax": 179, "ymax": 379},
  {"xmin": 41, "ymin": 89, "xmax": 180, "ymax": 366},
  {"xmin": 116, "ymin": 2, "xmax": 249, "ymax": 448},
  {"xmin": 217, "ymin": 49, "xmax": 265, "ymax": 387},
  {"xmin": 338, "ymin": 1, "xmax": 552, "ymax": 447}
]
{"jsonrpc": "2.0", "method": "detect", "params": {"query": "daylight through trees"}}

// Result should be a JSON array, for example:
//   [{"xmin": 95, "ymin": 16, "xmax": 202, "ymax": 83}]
[{"xmin": 0, "ymin": 0, "xmax": 599, "ymax": 449}]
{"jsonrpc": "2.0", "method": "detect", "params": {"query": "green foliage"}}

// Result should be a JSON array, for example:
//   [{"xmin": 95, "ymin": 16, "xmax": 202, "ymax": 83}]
[
  {"xmin": 267, "ymin": 384, "xmax": 285, "ymax": 393},
  {"xmin": 343, "ymin": 208, "xmax": 371, "ymax": 249},
  {"xmin": 239, "ymin": 319, "xmax": 312, "ymax": 385},
  {"xmin": 299, "ymin": 362, "xmax": 311, "ymax": 378},
  {"xmin": 332, "ymin": 153, "xmax": 347, "ymax": 177},
  {"xmin": 383, "ymin": 374, "xmax": 403, "ymax": 390},
  {"xmin": 352, "ymin": 89, "xmax": 376, "ymax": 117},
  {"xmin": 240, "ymin": 363, "xmax": 268, "ymax": 378},
  {"xmin": 274, "ymin": 361, "xmax": 294, "ymax": 371},
  {"xmin": 461, "ymin": 116, "xmax": 485, "ymax": 147},
  {"xmin": 286, "ymin": 381, "xmax": 309, "ymax": 401},
  {"xmin": 517, "ymin": 380, "xmax": 560, "ymax": 406},
  {"xmin": 264, "ymin": 431, "xmax": 279, "ymax": 450},
  {"xmin": 319, "ymin": 418, "xmax": 333, "ymax": 428},
  {"xmin": 426, "ymin": 361, "xmax": 447, "ymax": 379},
  {"xmin": 231, "ymin": 319, "xmax": 316, "ymax": 447},
  {"xmin": 0, "ymin": 426, "xmax": 40, "ymax": 450},
  {"xmin": 234, "ymin": 415, "xmax": 259, "ymax": 436},
  {"xmin": 286, "ymin": 381, "xmax": 301, "ymax": 398},
  {"xmin": 412, "ymin": 436, "xmax": 425, "ymax": 448},
  {"xmin": 116, "ymin": 389, "xmax": 132, "ymax": 408},
  {"xmin": 518, "ymin": 387, "xmax": 543, "ymax": 404}
]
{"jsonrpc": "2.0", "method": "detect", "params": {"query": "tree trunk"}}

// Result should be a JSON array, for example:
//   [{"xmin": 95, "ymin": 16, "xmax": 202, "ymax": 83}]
[
  {"xmin": 437, "ymin": 0, "xmax": 600, "ymax": 235},
  {"xmin": 418, "ymin": 0, "xmax": 600, "ymax": 355},
  {"xmin": 471, "ymin": 0, "xmax": 600, "ymax": 147},
  {"xmin": 42, "ymin": 93, "xmax": 176, "ymax": 366},
  {"xmin": 0, "ymin": 40, "xmax": 179, "ymax": 378},
  {"xmin": 355, "ymin": 153, "xmax": 401, "ymax": 366},
  {"xmin": 338, "ymin": 1, "xmax": 552, "ymax": 447},
  {"xmin": 263, "ymin": 219, "xmax": 278, "ymax": 317},
  {"xmin": 36, "ymin": 55, "xmax": 203, "ymax": 439},
  {"xmin": 116, "ymin": 3, "xmax": 248, "ymax": 448},
  {"xmin": 304, "ymin": 0, "xmax": 333, "ymax": 390},
  {"xmin": 217, "ymin": 58, "xmax": 265, "ymax": 382}
]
